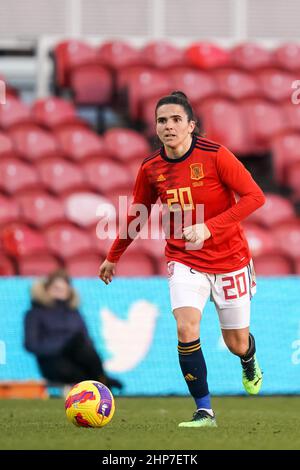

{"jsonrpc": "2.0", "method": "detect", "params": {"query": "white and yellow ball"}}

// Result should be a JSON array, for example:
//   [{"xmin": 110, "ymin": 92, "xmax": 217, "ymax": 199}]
[{"xmin": 65, "ymin": 380, "xmax": 115, "ymax": 428}]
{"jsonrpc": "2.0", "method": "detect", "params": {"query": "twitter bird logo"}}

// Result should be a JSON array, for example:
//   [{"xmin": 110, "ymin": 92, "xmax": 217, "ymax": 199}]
[{"xmin": 100, "ymin": 300, "xmax": 159, "ymax": 372}]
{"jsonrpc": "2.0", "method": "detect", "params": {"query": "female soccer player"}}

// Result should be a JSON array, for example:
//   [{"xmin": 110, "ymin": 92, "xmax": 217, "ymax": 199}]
[{"xmin": 99, "ymin": 91, "xmax": 265, "ymax": 428}]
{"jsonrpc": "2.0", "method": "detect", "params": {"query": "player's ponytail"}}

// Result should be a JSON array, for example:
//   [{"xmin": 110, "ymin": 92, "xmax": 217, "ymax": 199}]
[{"xmin": 155, "ymin": 90, "xmax": 201, "ymax": 136}]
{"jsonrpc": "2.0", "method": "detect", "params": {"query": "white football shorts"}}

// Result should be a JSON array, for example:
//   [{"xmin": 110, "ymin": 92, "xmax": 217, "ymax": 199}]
[{"xmin": 167, "ymin": 260, "xmax": 257, "ymax": 330}]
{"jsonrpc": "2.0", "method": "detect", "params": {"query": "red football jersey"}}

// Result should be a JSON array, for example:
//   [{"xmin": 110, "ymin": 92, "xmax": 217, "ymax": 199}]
[{"xmin": 107, "ymin": 136, "xmax": 265, "ymax": 273}]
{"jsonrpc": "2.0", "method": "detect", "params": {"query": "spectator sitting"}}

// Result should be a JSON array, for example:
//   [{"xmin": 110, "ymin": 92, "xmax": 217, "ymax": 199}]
[{"xmin": 24, "ymin": 269, "xmax": 123, "ymax": 391}]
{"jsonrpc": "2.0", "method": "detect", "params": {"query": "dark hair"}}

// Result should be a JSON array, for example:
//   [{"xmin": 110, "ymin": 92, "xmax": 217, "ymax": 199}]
[
  {"xmin": 155, "ymin": 91, "xmax": 200, "ymax": 135},
  {"xmin": 44, "ymin": 269, "xmax": 71, "ymax": 290}
]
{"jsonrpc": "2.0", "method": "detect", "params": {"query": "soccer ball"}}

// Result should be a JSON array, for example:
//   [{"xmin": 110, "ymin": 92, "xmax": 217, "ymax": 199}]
[{"xmin": 65, "ymin": 380, "xmax": 115, "ymax": 428}]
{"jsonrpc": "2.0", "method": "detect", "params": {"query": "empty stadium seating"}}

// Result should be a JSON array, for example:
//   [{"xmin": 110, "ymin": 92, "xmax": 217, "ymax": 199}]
[
  {"xmin": 1, "ymin": 224, "xmax": 47, "ymax": 257},
  {"xmin": 213, "ymin": 68, "xmax": 259, "ymax": 100},
  {"xmin": 274, "ymin": 43, "xmax": 300, "ymax": 71},
  {"xmin": 70, "ymin": 64, "xmax": 113, "ymax": 106},
  {"xmin": 185, "ymin": 42, "xmax": 231, "ymax": 69},
  {"xmin": 9, "ymin": 125, "xmax": 61, "ymax": 162},
  {"xmin": 0, "ymin": 195, "xmax": 20, "ymax": 226},
  {"xmin": 55, "ymin": 126, "xmax": 107, "ymax": 161},
  {"xmin": 16, "ymin": 190, "xmax": 65, "ymax": 228},
  {"xmin": 36, "ymin": 157, "xmax": 86, "ymax": 194},
  {"xmin": 103, "ymin": 128, "xmax": 150, "ymax": 162},
  {"xmin": 230, "ymin": 43, "xmax": 273, "ymax": 70},
  {"xmin": 141, "ymin": 41, "xmax": 184, "ymax": 69},
  {"xmin": 195, "ymin": 98, "xmax": 248, "ymax": 154},
  {"xmin": 1, "ymin": 39, "xmax": 300, "ymax": 277},
  {"xmin": 246, "ymin": 193, "xmax": 296, "ymax": 227},
  {"xmin": 83, "ymin": 157, "xmax": 133, "ymax": 194},
  {"xmin": 44, "ymin": 223, "xmax": 94, "ymax": 259},
  {"xmin": 253, "ymin": 253, "xmax": 294, "ymax": 276},
  {"xmin": 0, "ymin": 132, "xmax": 15, "ymax": 158},
  {"xmin": 97, "ymin": 40, "xmax": 141, "ymax": 70},
  {"xmin": 0, "ymin": 157, "xmax": 39, "ymax": 194},
  {"xmin": 271, "ymin": 132, "xmax": 300, "ymax": 185},
  {"xmin": 54, "ymin": 39, "xmax": 100, "ymax": 89},
  {"xmin": 0, "ymin": 96, "xmax": 33, "ymax": 129},
  {"xmin": 0, "ymin": 254, "xmax": 15, "ymax": 275},
  {"xmin": 32, "ymin": 97, "xmax": 86, "ymax": 129}
]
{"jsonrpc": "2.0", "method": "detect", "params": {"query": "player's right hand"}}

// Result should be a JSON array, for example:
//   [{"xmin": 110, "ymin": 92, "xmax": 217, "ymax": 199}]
[{"xmin": 98, "ymin": 259, "xmax": 116, "ymax": 285}]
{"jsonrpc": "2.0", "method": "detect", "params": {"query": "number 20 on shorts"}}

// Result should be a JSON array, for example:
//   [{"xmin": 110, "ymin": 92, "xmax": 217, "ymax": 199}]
[{"xmin": 222, "ymin": 272, "xmax": 247, "ymax": 300}]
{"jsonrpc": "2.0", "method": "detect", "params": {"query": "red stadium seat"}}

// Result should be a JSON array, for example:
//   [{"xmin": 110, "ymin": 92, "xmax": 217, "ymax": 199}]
[
  {"xmin": 103, "ymin": 127, "xmax": 150, "ymax": 162},
  {"xmin": 106, "ymin": 188, "xmax": 134, "ymax": 223},
  {"xmin": 185, "ymin": 42, "xmax": 230, "ymax": 69},
  {"xmin": 0, "ymin": 157, "xmax": 39, "ymax": 194},
  {"xmin": 98, "ymin": 40, "xmax": 141, "ymax": 70},
  {"xmin": 0, "ymin": 195, "xmax": 20, "ymax": 227},
  {"xmin": 169, "ymin": 67, "xmax": 217, "ymax": 104},
  {"xmin": 128, "ymin": 158, "xmax": 144, "ymax": 180},
  {"xmin": 157, "ymin": 257, "xmax": 168, "ymax": 276},
  {"xmin": 282, "ymin": 101, "xmax": 300, "ymax": 131},
  {"xmin": 55, "ymin": 126, "xmax": 106, "ymax": 161},
  {"xmin": 0, "ymin": 254, "xmax": 15, "ymax": 275},
  {"xmin": 141, "ymin": 41, "xmax": 184, "ymax": 68},
  {"xmin": 274, "ymin": 43, "xmax": 300, "ymax": 72},
  {"xmin": 89, "ymin": 222, "xmax": 117, "ymax": 256},
  {"xmin": 230, "ymin": 43, "xmax": 273, "ymax": 71},
  {"xmin": 54, "ymin": 39, "xmax": 99, "ymax": 88},
  {"xmin": 65, "ymin": 253, "xmax": 100, "ymax": 277},
  {"xmin": 242, "ymin": 223, "xmax": 275, "ymax": 257},
  {"xmin": 271, "ymin": 132, "xmax": 300, "ymax": 185},
  {"xmin": 44, "ymin": 223, "xmax": 93, "ymax": 259},
  {"xmin": 37, "ymin": 157, "xmax": 86, "ymax": 194},
  {"xmin": 294, "ymin": 258, "xmax": 300, "ymax": 275},
  {"xmin": 70, "ymin": 64, "xmax": 113, "ymax": 105},
  {"xmin": 16, "ymin": 191, "xmax": 65, "ymax": 228},
  {"xmin": 32, "ymin": 97, "xmax": 86, "ymax": 130},
  {"xmin": 240, "ymin": 98, "xmax": 286, "ymax": 152},
  {"xmin": 9, "ymin": 125, "xmax": 60, "ymax": 162},
  {"xmin": 140, "ymin": 95, "xmax": 163, "ymax": 137},
  {"xmin": 246, "ymin": 193, "xmax": 296, "ymax": 228},
  {"xmin": 126, "ymin": 69, "xmax": 171, "ymax": 121},
  {"xmin": 195, "ymin": 98, "xmax": 249, "ymax": 155},
  {"xmin": 0, "ymin": 96, "xmax": 32, "ymax": 129},
  {"xmin": 116, "ymin": 65, "xmax": 152, "ymax": 93},
  {"xmin": 138, "ymin": 236, "xmax": 166, "ymax": 262},
  {"xmin": 18, "ymin": 253, "xmax": 60, "ymax": 276},
  {"xmin": 272, "ymin": 220, "xmax": 300, "ymax": 259},
  {"xmin": 1, "ymin": 223, "xmax": 47, "ymax": 257},
  {"xmin": 213, "ymin": 68, "xmax": 259, "ymax": 100},
  {"xmin": 0, "ymin": 132, "xmax": 14, "ymax": 158},
  {"xmin": 253, "ymin": 253, "xmax": 293, "ymax": 275},
  {"xmin": 83, "ymin": 157, "xmax": 133, "ymax": 194},
  {"xmin": 286, "ymin": 161, "xmax": 300, "ymax": 200},
  {"xmin": 256, "ymin": 68, "xmax": 296, "ymax": 102},
  {"xmin": 64, "ymin": 192, "xmax": 115, "ymax": 228},
  {"xmin": 115, "ymin": 252, "xmax": 156, "ymax": 276}
]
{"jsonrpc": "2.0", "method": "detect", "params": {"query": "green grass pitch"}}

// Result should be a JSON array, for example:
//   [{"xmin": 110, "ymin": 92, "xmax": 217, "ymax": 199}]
[{"xmin": 0, "ymin": 396, "xmax": 299, "ymax": 450}]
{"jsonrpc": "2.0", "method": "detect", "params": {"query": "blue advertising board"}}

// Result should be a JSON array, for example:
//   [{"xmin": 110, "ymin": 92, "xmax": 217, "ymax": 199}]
[{"xmin": 0, "ymin": 276, "xmax": 299, "ymax": 395}]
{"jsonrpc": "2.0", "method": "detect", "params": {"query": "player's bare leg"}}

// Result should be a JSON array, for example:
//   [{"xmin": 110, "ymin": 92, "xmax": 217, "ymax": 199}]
[{"xmin": 222, "ymin": 327, "xmax": 263, "ymax": 394}]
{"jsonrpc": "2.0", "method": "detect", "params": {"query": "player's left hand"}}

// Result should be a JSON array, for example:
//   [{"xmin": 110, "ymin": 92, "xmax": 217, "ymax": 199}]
[{"xmin": 182, "ymin": 223, "xmax": 211, "ymax": 244}]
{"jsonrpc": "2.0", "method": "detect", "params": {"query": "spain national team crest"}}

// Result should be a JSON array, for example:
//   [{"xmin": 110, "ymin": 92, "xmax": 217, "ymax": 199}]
[{"xmin": 190, "ymin": 163, "xmax": 204, "ymax": 180}]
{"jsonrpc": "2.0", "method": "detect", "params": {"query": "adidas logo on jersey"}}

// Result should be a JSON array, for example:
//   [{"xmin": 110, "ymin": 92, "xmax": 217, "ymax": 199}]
[{"xmin": 157, "ymin": 174, "xmax": 166, "ymax": 182}]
